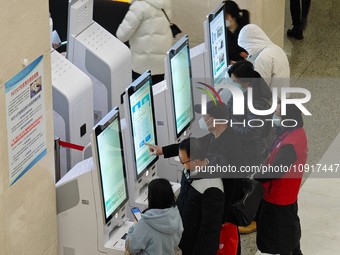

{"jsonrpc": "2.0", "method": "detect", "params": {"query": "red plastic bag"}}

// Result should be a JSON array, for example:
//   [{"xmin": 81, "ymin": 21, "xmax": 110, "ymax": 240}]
[{"xmin": 216, "ymin": 222, "xmax": 239, "ymax": 255}]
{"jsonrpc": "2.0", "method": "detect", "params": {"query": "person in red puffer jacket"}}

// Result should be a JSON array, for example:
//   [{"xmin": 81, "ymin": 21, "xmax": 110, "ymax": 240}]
[{"xmin": 254, "ymin": 103, "xmax": 307, "ymax": 255}]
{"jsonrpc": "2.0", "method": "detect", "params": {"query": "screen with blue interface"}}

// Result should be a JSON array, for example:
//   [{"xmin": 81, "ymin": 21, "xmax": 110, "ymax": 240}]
[
  {"xmin": 96, "ymin": 117, "xmax": 127, "ymax": 221},
  {"xmin": 209, "ymin": 8, "xmax": 227, "ymax": 86},
  {"xmin": 170, "ymin": 43, "xmax": 194, "ymax": 136},
  {"xmin": 129, "ymin": 79, "xmax": 157, "ymax": 177}
]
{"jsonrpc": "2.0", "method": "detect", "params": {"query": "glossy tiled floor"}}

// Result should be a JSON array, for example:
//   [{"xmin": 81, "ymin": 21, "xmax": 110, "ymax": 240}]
[{"xmin": 243, "ymin": 0, "xmax": 340, "ymax": 254}]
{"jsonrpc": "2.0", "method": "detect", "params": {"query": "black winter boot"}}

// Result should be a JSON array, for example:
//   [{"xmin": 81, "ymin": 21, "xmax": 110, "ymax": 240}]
[{"xmin": 287, "ymin": 26, "xmax": 304, "ymax": 40}]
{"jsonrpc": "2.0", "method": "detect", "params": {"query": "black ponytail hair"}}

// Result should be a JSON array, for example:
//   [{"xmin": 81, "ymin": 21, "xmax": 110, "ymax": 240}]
[
  {"xmin": 223, "ymin": 0, "xmax": 250, "ymax": 28},
  {"xmin": 228, "ymin": 60, "xmax": 260, "ymax": 81},
  {"xmin": 228, "ymin": 60, "xmax": 265, "ymax": 94}
]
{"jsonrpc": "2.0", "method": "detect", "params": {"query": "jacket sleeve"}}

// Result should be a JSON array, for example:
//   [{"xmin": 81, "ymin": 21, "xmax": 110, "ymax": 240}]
[
  {"xmin": 162, "ymin": 135, "xmax": 211, "ymax": 158},
  {"xmin": 162, "ymin": 143, "xmax": 179, "ymax": 158},
  {"xmin": 198, "ymin": 133, "xmax": 213, "ymax": 145},
  {"xmin": 116, "ymin": 2, "xmax": 143, "ymax": 42},
  {"xmin": 231, "ymin": 100, "xmax": 268, "ymax": 140},
  {"xmin": 192, "ymin": 188, "xmax": 225, "ymax": 255},
  {"xmin": 126, "ymin": 222, "xmax": 147, "ymax": 254}
]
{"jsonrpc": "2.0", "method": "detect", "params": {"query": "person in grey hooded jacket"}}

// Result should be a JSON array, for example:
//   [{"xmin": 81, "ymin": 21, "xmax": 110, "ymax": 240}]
[
  {"xmin": 238, "ymin": 24, "xmax": 290, "ymax": 99},
  {"xmin": 126, "ymin": 178, "xmax": 183, "ymax": 255}
]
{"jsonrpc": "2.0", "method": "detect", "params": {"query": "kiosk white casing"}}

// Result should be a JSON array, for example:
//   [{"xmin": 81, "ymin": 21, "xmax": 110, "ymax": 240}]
[
  {"xmin": 154, "ymin": 35, "xmax": 199, "ymax": 182},
  {"xmin": 52, "ymin": 50, "xmax": 94, "ymax": 177},
  {"xmin": 152, "ymin": 81, "xmax": 186, "ymax": 183},
  {"xmin": 191, "ymin": 18, "xmax": 232, "ymax": 106},
  {"xmin": 188, "ymin": 43, "xmax": 218, "ymax": 138},
  {"xmin": 153, "ymin": 39, "xmax": 195, "ymax": 181},
  {"xmin": 67, "ymin": 0, "xmax": 131, "ymax": 124},
  {"xmin": 190, "ymin": 42, "xmax": 210, "ymax": 87},
  {"xmin": 56, "ymin": 158, "xmax": 132, "ymax": 255},
  {"xmin": 122, "ymin": 90, "xmax": 157, "ymax": 214},
  {"xmin": 203, "ymin": 2, "xmax": 229, "ymax": 87}
]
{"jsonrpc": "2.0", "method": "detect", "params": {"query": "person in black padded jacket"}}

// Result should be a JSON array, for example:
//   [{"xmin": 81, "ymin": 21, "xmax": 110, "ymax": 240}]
[
  {"xmin": 176, "ymin": 137, "xmax": 225, "ymax": 255},
  {"xmin": 145, "ymin": 102, "xmax": 244, "ymax": 254}
]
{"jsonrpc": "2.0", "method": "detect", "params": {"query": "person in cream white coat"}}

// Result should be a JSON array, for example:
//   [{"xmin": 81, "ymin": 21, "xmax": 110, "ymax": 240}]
[
  {"xmin": 116, "ymin": 0, "xmax": 173, "ymax": 84},
  {"xmin": 238, "ymin": 24, "xmax": 290, "ymax": 99}
]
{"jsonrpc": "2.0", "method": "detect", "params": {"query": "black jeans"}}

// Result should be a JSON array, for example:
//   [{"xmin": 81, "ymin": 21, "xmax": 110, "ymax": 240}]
[{"xmin": 290, "ymin": 0, "xmax": 311, "ymax": 28}]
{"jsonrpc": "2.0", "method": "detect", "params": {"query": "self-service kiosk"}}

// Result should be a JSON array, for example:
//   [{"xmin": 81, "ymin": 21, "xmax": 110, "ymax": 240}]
[
  {"xmin": 153, "ymin": 35, "xmax": 195, "ymax": 182},
  {"xmin": 67, "ymin": 0, "xmax": 132, "ymax": 124},
  {"xmin": 56, "ymin": 108, "xmax": 133, "ymax": 255},
  {"xmin": 52, "ymin": 50, "xmax": 94, "ymax": 178},
  {"xmin": 121, "ymin": 71, "xmax": 180, "ymax": 218}
]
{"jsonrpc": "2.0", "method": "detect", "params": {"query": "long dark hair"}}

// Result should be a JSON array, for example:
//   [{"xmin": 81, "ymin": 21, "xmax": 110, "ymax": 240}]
[
  {"xmin": 147, "ymin": 178, "xmax": 176, "ymax": 210},
  {"xmin": 281, "ymin": 103, "xmax": 304, "ymax": 129},
  {"xmin": 224, "ymin": 0, "xmax": 250, "ymax": 28}
]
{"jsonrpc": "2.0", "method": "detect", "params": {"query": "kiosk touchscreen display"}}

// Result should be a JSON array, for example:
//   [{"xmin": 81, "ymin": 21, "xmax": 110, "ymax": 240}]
[
  {"xmin": 168, "ymin": 36, "xmax": 195, "ymax": 137},
  {"xmin": 128, "ymin": 72, "xmax": 158, "ymax": 178},
  {"xmin": 208, "ymin": 4, "xmax": 228, "ymax": 86},
  {"xmin": 94, "ymin": 110, "xmax": 128, "ymax": 222}
]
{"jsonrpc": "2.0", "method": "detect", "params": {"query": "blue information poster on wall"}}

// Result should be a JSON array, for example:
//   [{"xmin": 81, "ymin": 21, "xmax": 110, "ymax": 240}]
[{"xmin": 5, "ymin": 55, "xmax": 47, "ymax": 186}]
